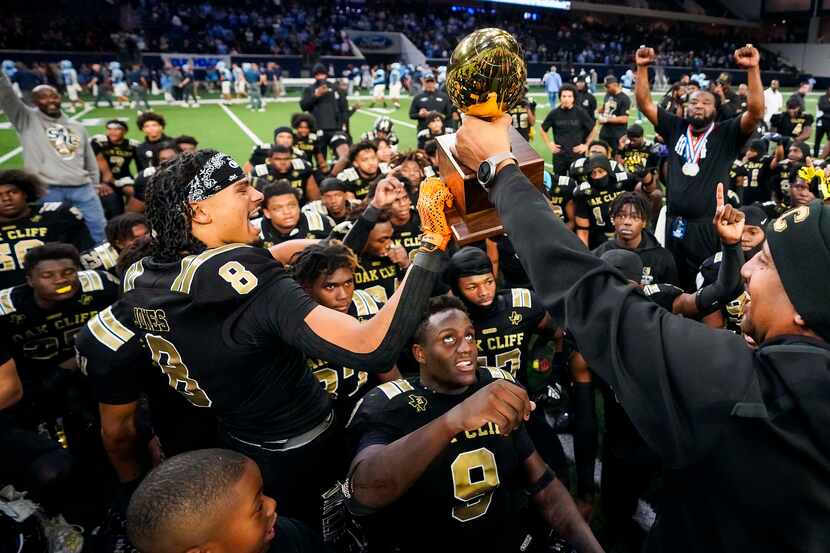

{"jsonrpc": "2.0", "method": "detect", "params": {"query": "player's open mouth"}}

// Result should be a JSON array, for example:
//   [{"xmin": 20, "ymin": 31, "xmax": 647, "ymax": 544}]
[
  {"xmin": 455, "ymin": 360, "xmax": 475, "ymax": 371},
  {"xmin": 56, "ymin": 285, "xmax": 72, "ymax": 294}
]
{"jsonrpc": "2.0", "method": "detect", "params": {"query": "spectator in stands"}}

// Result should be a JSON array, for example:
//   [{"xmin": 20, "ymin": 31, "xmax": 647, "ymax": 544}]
[{"xmin": 0, "ymin": 70, "xmax": 105, "ymax": 243}]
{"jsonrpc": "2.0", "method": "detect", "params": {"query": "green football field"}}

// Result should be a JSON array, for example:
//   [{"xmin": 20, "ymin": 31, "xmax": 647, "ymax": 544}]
[{"xmin": 0, "ymin": 89, "xmax": 821, "ymax": 171}]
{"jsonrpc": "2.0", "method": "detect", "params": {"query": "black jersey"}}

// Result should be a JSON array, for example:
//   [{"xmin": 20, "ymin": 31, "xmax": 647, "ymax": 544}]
[
  {"xmin": 360, "ymin": 130, "xmax": 399, "ymax": 146},
  {"xmin": 391, "ymin": 210, "xmax": 422, "ymax": 262},
  {"xmin": 0, "ymin": 270, "xmax": 119, "ymax": 374},
  {"xmin": 295, "ymin": 135, "xmax": 322, "ymax": 168},
  {"xmin": 0, "ymin": 202, "xmax": 94, "ymax": 289},
  {"xmin": 252, "ymin": 160, "xmax": 314, "ymax": 202},
  {"xmin": 337, "ymin": 165, "xmax": 388, "ymax": 200},
  {"xmin": 695, "ymin": 251, "xmax": 747, "ymax": 333},
  {"xmin": 348, "ymin": 368, "xmax": 535, "ymax": 553},
  {"xmin": 353, "ymin": 253, "xmax": 399, "ymax": 305},
  {"xmin": 90, "ymin": 135, "xmax": 139, "ymax": 181},
  {"xmin": 508, "ymin": 101, "xmax": 533, "ymax": 141},
  {"xmin": 572, "ymin": 176, "xmax": 626, "ymax": 246},
  {"xmin": 546, "ymin": 174, "xmax": 574, "ymax": 222},
  {"xmin": 734, "ymin": 156, "xmax": 773, "ymax": 204},
  {"xmin": 80, "ymin": 242, "xmax": 121, "ymax": 277},
  {"xmin": 617, "ymin": 142, "xmax": 659, "ymax": 178},
  {"xmin": 309, "ymin": 289, "xmax": 382, "ymax": 423},
  {"xmin": 248, "ymin": 144, "xmax": 308, "ymax": 168},
  {"xmin": 74, "ymin": 245, "xmax": 331, "ymax": 443},
  {"xmin": 770, "ymin": 112, "xmax": 813, "ymax": 140},
  {"xmin": 470, "ymin": 289, "xmax": 547, "ymax": 383},
  {"xmin": 135, "ymin": 134, "xmax": 173, "ymax": 172},
  {"xmin": 257, "ymin": 210, "xmax": 333, "ymax": 247},
  {"xmin": 768, "ymin": 159, "xmax": 795, "ymax": 204},
  {"xmin": 416, "ymin": 127, "xmax": 454, "ymax": 150}
]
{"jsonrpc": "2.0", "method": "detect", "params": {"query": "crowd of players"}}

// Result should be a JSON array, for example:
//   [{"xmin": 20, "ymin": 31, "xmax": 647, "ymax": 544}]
[{"xmin": 0, "ymin": 38, "xmax": 829, "ymax": 553}]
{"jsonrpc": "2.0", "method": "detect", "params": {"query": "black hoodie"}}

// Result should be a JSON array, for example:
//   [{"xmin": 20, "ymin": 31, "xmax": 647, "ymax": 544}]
[{"xmin": 593, "ymin": 229, "xmax": 679, "ymax": 286}]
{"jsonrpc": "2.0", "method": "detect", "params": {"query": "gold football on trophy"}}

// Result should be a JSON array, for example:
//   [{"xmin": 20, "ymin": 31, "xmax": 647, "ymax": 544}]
[{"xmin": 445, "ymin": 28, "xmax": 527, "ymax": 119}]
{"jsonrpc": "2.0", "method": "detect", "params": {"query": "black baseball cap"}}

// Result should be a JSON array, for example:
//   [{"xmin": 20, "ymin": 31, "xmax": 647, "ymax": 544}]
[
  {"xmin": 312, "ymin": 63, "xmax": 327, "ymax": 76},
  {"xmin": 423, "ymin": 73, "xmax": 436, "ymax": 81},
  {"xmin": 604, "ymin": 75, "xmax": 618, "ymax": 85}
]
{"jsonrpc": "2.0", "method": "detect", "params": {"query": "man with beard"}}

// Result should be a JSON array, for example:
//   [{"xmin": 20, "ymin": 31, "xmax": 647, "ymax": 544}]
[
  {"xmin": 0, "ymin": 71, "xmax": 104, "ymax": 243},
  {"xmin": 770, "ymin": 98, "xmax": 813, "ymax": 143},
  {"xmin": 594, "ymin": 192, "xmax": 678, "ymax": 286},
  {"xmin": 598, "ymin": 76, "xmax": 630, "ymax": 155},
  {"xmin": 540, "ymin": 84, "xmax": 594, "ymax": 176},
  {"xmin": 634, "ymin": 45, "xmax": 764, "ymax": 290},
  {"xmin": 451, "ymin": 110, "xmax": 830, "ymax": 553}
]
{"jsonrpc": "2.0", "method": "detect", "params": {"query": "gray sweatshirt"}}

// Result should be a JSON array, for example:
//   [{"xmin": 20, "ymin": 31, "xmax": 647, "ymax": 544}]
[{"xmin": 0, "ymin": 72, "xmax": 99, "ymax": 186}]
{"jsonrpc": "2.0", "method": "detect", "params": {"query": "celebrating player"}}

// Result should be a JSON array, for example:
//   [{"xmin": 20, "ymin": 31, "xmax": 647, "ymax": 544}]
[{"xmin": 75, "ymin": 150, "xmax": 449, "ymax": 527}]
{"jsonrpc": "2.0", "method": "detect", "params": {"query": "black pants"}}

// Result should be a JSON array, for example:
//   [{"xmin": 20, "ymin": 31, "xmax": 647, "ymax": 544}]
[
  {"xmin": 665, "ymin": 215, "xmax": 719, "ymax": 291},
  {"xmin": 553, "ymin": 153, "xmax": 576, "ymax": 177},
  {"xmin": 221, "ymin": 416, "xmax": 347, "ymax": 530},
  {"xmin": 814, "ymin": 124, "xmax": 830, "ymax": 157}
]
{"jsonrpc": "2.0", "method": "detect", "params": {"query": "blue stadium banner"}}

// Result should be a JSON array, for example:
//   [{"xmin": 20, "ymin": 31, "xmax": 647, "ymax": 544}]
[{"xmin": 160, "ymin": 53, "xmax": 231, "ymax": 70}]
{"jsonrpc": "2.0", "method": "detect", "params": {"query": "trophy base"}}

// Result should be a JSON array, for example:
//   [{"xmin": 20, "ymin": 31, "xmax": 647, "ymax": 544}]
[{"xmin": 436, "ymin": 126, "xmax": 545, "ymax": 246}]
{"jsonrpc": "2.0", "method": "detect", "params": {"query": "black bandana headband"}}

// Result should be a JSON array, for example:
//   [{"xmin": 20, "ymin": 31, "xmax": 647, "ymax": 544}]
[{"xmin": 187, "ymin": 152, "xmax": 246, "ymax": 202}]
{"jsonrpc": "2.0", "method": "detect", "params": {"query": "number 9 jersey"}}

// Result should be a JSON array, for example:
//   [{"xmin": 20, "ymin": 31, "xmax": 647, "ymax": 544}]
[
  {"xmin": 74, "ymin": 244, "xmax": 332, "ymax": 445},
  {"xmin": 347, "ymin": 368, "xmax": 536, "ymax": 553}
]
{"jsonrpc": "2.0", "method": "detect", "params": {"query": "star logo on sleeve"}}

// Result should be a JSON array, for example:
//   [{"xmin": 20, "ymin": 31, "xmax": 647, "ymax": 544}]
[{"xmin": 408, "ymin": 394, "xmax": 428, "ymax": 413}]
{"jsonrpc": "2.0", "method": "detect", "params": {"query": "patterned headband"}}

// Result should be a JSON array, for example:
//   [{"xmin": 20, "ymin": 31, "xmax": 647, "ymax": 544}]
[{"xmin": 186, "ymin": 152, "xmax": 246, "ymax": 202}]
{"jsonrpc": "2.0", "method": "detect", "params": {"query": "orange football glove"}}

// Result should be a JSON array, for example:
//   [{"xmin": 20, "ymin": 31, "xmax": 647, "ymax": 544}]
[{"xmin": 417, "ymin": 176, "xmax": 454, "ymax": 252}]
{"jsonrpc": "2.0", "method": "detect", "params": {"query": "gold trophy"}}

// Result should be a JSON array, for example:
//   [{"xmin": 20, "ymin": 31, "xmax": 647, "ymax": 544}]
[{"xmin": 437, "ymin": 28, "xmax": 545, "ymax": 245}]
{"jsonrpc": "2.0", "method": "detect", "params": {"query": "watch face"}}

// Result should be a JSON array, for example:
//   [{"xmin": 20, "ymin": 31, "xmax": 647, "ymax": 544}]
[{"xmin": 477, "ymin": 161, "xmax": 492, "ymax": 185}]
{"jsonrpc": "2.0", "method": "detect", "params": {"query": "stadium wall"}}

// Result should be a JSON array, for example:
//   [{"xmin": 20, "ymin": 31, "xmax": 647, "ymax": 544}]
[{"xmin": 763, "ymin": 43, "xmax": 830, "ymax": 78}]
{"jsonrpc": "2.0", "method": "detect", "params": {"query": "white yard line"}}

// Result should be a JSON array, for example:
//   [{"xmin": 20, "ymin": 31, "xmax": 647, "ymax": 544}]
[
  {"xmin": 219, "ymin": 103, "xmax": 264, "ymax": 144},
  {"xmin": 355, "ymin": 108, "xmax": 417, "ymax": 129},
  {"xmin": 0, "ymin": 105, "xmax": 93, "ymax": 164}
]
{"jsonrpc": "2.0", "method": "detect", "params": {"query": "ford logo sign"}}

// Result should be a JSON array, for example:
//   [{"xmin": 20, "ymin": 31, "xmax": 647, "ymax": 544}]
[{"xmin": 354, "ymin": 35, "xmax": 394, "ymax": 50}]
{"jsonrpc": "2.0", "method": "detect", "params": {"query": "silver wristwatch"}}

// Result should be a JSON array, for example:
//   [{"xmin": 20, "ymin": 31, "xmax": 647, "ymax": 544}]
[{"xmin": 477, "ymin": 152, "xmax": 518, "ymax": 189}]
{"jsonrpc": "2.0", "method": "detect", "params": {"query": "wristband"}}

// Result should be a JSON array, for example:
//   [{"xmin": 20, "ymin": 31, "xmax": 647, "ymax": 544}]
[{"xmin": 525, "ymin": 467, "xmax": 556, "ymax": 496}]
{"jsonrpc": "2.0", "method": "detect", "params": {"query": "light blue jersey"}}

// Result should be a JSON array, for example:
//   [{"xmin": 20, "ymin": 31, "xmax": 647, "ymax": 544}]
[{"xmin": 373, "ymin": 69, "xmax": 385, "ymax": 87}]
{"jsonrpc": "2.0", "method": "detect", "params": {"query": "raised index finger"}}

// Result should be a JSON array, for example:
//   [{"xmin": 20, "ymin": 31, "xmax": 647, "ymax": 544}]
[{"xmin": 715, "ymin": 182, "xmax": 724, "ymax": 211}]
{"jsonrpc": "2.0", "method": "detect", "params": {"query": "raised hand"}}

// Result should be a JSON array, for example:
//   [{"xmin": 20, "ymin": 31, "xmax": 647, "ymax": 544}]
[
  {"xmin": 416, "ymin": 176, "xmax": 454, "ymax": 252},
  {"xmin": 635, "ymin": 46, "xmax": 656, "ymax": 67},
  {"xmin": 713, "ymin": 182, "xmax": 744, "ymax": 245},
  {"xmin": 445, "ymin": 380, "xmax": 534, "ymax": 437},
  {"xmin": 370, "ymin": 176, "xmax": 404, "ymax": 210},
  {"xmin": 734, "ymin": 44, "xmax": 760, "ymax": 69}
]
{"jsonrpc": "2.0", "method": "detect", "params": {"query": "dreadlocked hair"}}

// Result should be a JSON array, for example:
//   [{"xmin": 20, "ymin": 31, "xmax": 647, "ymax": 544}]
[
  {"xmin": 289, "ymin": 240, "xmax": 359, "ymax": 288},
  {"xmin": 145, "ymin": 149, "xmax": 216, "ymax": 262}
]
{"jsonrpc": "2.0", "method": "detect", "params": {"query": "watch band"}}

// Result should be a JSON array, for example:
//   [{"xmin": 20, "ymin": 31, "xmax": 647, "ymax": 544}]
[{"xmin": 487, "ymin": 151, "xmax": 518, "ymax": 169}]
